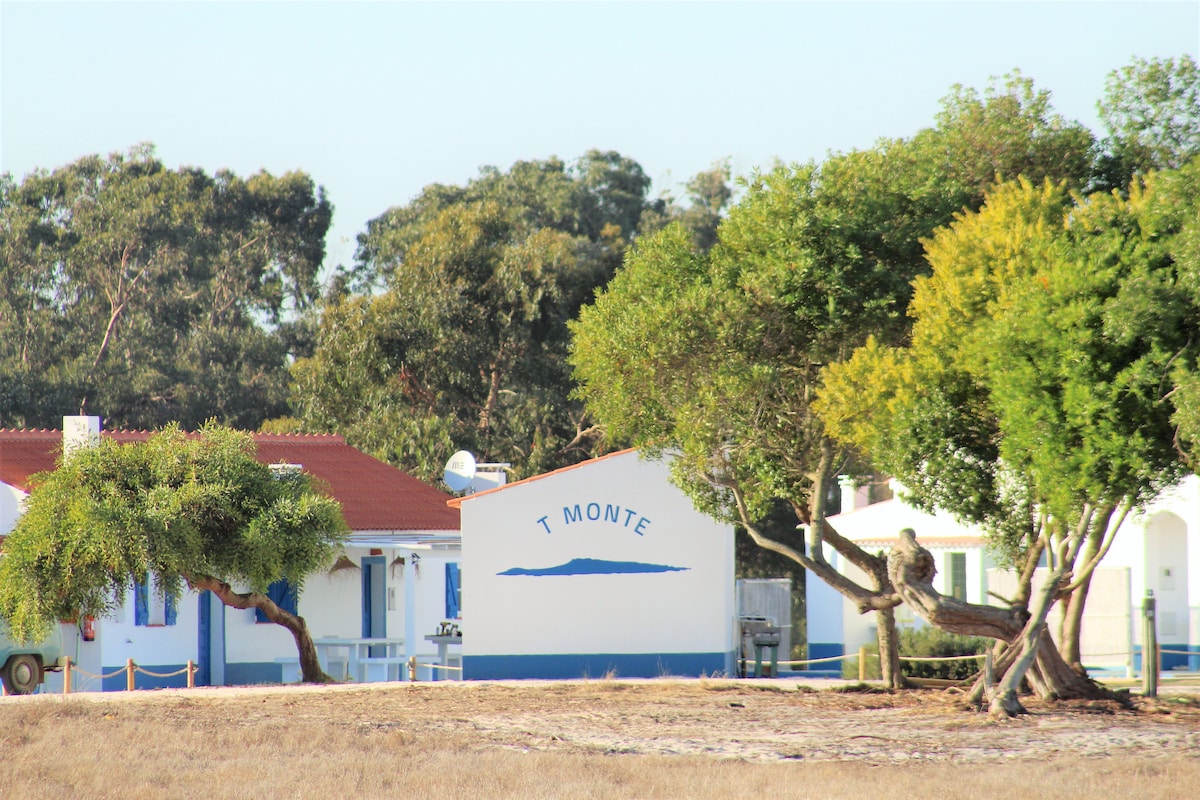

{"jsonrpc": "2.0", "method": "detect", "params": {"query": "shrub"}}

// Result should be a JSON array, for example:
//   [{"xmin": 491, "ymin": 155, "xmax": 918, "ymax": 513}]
[{"xmin": 899, "ymin": 626, "xmax": 989, "ymax": 681}]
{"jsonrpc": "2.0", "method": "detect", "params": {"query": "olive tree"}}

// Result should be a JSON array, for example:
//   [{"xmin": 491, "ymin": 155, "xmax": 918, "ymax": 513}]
[{"xmin": 818, "ymin": 166, "xmax": 1200, "ymax": 715}]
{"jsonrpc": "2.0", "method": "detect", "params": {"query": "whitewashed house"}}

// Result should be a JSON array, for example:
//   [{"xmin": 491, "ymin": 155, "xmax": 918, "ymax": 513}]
[
  {"xmin": 449, "ymin": 449, "xmax": 737, "ymax": 679},
  {"xmin": 822, "ymin": 474, "xmax": 1200, "ymax": 673},
  {"xmin": 0, "ymin": 417, "xmax": 462, "ymax": 691},
  {"xmin": 1108, "ymin": 475, "xmax": 1200, "ymax": 671}
]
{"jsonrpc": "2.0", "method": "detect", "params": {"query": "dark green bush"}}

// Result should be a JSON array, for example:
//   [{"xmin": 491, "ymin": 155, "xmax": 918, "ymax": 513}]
[{"xmin": 899, "ymin": 626, "xmax": 989, "ymax": 681}]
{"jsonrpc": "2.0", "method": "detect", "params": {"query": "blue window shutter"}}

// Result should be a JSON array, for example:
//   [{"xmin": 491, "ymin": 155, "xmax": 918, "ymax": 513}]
[
  {"xmin": 257, "ymin": 578, "xmax": 297, "ymax": 623},
  {"xmin": 280, "ymin": 580, "xmax": 298, "ymax": 615},
  {"xmin": 165, "ymin": 591, "xmax": 178, "ymax": 626},
  {"xmin": 134, "ymin": 580, "xmax": 149, "ymax": 626},
  {"xmin": 445, "ymin": 563, "xmax": 460, "ymax": 619}
]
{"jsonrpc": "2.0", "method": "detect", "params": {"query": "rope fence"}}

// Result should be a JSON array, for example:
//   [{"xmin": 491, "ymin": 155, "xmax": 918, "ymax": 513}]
[
  {"xmin": 740, "ymin": 644, "xmax": 1199, "ymax": 682},
  {"xmin": 5, "ymin": 645, "xmax": 1196, "ymax": 695},
  {"xmin": 406, "ymin": 655, "xmax": 463, "ymax": 681},
  {"xmin": 43, "ymin": 657, "xmax": 198, "ymax": 695}
]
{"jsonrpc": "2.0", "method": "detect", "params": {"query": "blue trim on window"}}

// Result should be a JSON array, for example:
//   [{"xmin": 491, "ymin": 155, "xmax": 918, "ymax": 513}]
[
  {"xmin": 256, "ymin": 578, "xmax": 298, "ymax": 623},
  {"xmin": 134, "ymin": 580, "xmax": 149, "ymax": 626},
  {"xmin": 462, "ymin": 652, "xmax": 730, "ymax": 680},
  {"xmin": 445, "ymin": 562, "xmax": 461, "ymax": 619}
]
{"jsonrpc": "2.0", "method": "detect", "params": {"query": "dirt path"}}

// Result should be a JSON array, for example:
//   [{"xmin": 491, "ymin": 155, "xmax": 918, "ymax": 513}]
[{"xmin": 20, "ymin": 677, "xmax": 1199, "ymax": 764}]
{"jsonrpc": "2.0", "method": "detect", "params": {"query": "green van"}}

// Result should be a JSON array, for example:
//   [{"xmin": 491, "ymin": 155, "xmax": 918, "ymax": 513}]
[{"xmin": 0, "ymin": 622, "xmax": 66, "ymax": 695}]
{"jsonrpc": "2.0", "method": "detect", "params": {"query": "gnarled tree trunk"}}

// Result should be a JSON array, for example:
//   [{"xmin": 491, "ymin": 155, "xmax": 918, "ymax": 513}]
[
  {"xmin": 187, "ymin": 574, "xmax": 335, "ymax": 684},
  {"xmin": 729, "ymin": 446, "xmax": 907, "ymax": 685},
  {"xmin": 887, "ymin": 528, "xmax": 1110, "ymax": 716}
]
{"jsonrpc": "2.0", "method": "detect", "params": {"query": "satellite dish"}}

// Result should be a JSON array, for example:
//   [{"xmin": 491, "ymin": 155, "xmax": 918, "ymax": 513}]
[{"xmin": 443, "ymin": 450, "xmax": 477, "ymax": 492}]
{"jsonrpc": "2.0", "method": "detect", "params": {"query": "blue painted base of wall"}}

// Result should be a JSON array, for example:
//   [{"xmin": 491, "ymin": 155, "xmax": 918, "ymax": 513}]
[
  {"xmin": 99, "ymin": 661, "xmax": 287, "ymax": 690},
  {"xmin": 799, "ymin": 642, "xmax": 844, "ymax": 678},
  {"xmin": 223, "ymin": 661, "xmax": 283, "ymax": 686},
  {"xmin": 464, "ymin": 652, "xmax": 730, "ymax": 680},
  {"xmin": 1133, "ymin": 644, "xmax": 1200, "ymax": 673}
]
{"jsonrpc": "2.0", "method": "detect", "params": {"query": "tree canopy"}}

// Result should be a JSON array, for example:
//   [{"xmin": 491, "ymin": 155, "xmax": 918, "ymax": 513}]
[
  {"xmin": 817, "ymin": 158, "xmax": 1200, "ymax": 713},
  {"xmin": 0, "ymin": 144, "xmax": 331, "ymax": 431},
  {"xmin": 569, "ymin": 72, "xmax": 1104, "ymax": 689},
  {"xmin": 286, "ymin": 151, "xmax": 732, "ymax": 482},
  {"xmin": 1095, "ymin": 55, "xmax": 1200, "ymax": 190},
  {"xmin": 0, "ymin": 423, "xmax": 349, "ymax": 681}
]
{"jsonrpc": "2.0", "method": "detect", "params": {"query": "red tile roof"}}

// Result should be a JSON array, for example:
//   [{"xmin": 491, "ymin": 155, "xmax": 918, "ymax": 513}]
[{"xmin": 0, "ymin": 429, "xmax": 458, "ymax": 534}]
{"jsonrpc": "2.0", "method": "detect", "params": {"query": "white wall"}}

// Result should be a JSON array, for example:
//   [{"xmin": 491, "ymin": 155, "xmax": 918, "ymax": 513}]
[
  {"xmin": 461, "ymin": 452, "xmax": 735, "ymax": 666},
  {"xmin": 0, "ymin": 483, "xmax": 24, "ymax": 535},
  {"xmin": 223, "ymin": 544, "xmax": 462, "ymax": 665}
]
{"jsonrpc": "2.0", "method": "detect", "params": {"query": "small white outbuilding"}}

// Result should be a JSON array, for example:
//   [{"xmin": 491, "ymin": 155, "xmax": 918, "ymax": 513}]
[{"xmin": 450, "ymin": 449, "xmax": 737, "ymax": 679}]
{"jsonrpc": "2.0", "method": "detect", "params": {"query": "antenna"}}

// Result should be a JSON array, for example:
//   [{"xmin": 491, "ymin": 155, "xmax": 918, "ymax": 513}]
[{"xmin": 443, "ymin": 450, "xmax": 477, "ymax": 492}]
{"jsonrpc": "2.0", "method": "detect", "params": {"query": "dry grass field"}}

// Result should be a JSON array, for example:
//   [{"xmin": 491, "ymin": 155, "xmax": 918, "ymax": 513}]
[{"xmin": 2, "ymin": 678, "xmax": 1197, "ymax": 799}]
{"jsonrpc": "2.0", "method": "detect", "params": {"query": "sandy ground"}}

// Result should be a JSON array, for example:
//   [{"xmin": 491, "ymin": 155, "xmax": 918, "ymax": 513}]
[{"xmin": 17, "ymin": 676, "xmax": 1200, "ymax": 764}]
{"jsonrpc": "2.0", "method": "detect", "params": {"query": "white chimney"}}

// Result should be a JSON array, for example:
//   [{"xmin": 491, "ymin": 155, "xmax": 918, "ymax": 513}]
[
  {"xmin": 837, "ymin": 474, "xmax": 871, "ymax": 513},
  {"xmin": 63, "ymin": 415, "xmax": 101, "ymax": 459}
]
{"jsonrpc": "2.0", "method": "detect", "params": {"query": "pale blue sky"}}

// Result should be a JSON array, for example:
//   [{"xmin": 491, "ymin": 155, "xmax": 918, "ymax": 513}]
[{"xmin": 2, "ymin": 1, "xmax": 1197, "ymax": 274}]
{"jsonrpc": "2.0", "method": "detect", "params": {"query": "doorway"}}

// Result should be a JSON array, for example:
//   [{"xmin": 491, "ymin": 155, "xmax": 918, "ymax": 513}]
[{"xmin": 361, "ymin": 556, "xmax": 387, "ymax": 657}]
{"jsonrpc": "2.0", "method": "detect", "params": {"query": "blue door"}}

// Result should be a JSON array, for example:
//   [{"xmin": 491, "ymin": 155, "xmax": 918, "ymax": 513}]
[
  {"xmin": 361, "ymin": 556, "xmax": 387, "ymax": 657},
  {"xmin": 197, "ymin": 591, "xmax": 210, "ymax": 686}
]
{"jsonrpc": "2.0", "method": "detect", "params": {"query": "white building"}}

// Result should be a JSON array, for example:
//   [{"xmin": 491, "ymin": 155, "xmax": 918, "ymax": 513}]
[
  {"xmin": 450, "ymin": 449, "xmax": 737, "ymax": 679},
  {"xmin": 823, "ymin": 474, "xmax": 1200, "ymax": 673},
  {"xmin": 1, "ymin": 417, "xmax": 462, "ymax": 691}
]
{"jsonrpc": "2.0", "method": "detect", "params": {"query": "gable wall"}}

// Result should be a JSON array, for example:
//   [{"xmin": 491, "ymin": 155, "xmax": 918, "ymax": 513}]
[{"xmin": 460, "ymin": 452, "xmax": 735, "ymax": 679}]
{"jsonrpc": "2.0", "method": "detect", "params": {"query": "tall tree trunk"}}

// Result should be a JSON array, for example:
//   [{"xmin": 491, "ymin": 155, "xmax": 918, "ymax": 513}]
[
  {"xmin": 187, "ymin": 575, "xmax": 335, "ymax": 684},
  {"xmin": 1060, "ymin": 506, "xmax": 1115, "ymax": 669},
  {"xmin": 1059, "ymin": 580, "xmax": 1092, "ymax": 671},
  {"xmin": 1034, "ymin": 628, "xmax": 1104, "ymax": 697},
  {"xmin": 728, "ymin": 446, "xmax": 905, "ymax": 682},
  {"xmin": 875, "ymin": 605, "xmax": 906, "ymax": 688}
]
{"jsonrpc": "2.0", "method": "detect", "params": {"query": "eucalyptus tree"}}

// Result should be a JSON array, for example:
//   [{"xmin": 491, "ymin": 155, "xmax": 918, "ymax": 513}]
[
  {"xmin": 0, "ymin": 144, "xmax": 331, "ymax": 431},
  {"xmin": 1095, "ymin": 54, "xmax": 1200, "ymax": 191},
  {"xmin": 289, "ymin": 151, "xmax": 691, "ymax": 481},
  {"xmin": 0, "ymin": 424, "xmax": 349, "ymax": 683},
  {"xmin": 818, "ymin": 163, "xmax": 1200, "ymax": 715}
]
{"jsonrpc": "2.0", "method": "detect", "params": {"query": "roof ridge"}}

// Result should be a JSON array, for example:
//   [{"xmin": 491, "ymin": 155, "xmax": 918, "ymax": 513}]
[{"xmin": 0, "ymin": 428, "xmax": 345, "ymax": 440}]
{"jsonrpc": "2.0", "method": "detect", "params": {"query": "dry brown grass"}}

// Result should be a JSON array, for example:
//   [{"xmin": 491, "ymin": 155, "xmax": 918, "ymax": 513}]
[{"xmin": 1, "ymin": 679, "xmax": 1197, "ymax": 799}]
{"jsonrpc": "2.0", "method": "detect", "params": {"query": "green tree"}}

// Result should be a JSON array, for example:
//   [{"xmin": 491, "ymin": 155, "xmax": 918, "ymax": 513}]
[
  {"xmin": 637, "ymin": 160, "xmax": 735, "ymax": 251},
  {"xmin": 0, "ymin": 144, "xmax": 331, "ymax": 430},
  {"xmin": 1096, "ymin": 55, "xmax": 1200, "ymax": 191},
  {"xmin": 570, "ymin": 74, "xmax": 1105, "ymax": 690},
  {"xmin": 818, "ymin": 167, "xmax": 1200, "ymax": 715},
  {"xmin": 923, "ymin": 70, "xmax": 1094, "ymax": 204},
  {"xmin": 289, "ymin": 151, "xmax": 671, "ymax": 481},
  {"xmin": 0, "ymin": 423, "xmax": 349, "ymax": 683}
]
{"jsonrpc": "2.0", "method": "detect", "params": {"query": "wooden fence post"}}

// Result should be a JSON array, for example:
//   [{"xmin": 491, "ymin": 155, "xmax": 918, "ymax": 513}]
[
  {"xmin": 63, "ymin": 657, "xmax": 72, "ymax": 695},
  {"xmin": 408, "ymin": 656, "xmax": 417, "ymax": 681},
  {"xmin": 187, "ymin": 660, "xmax": 195, "ymax": 689},
  {"xmin": 126, "ymin": 658, "xmax": 136, "ymax": 692},
  {"xmin": 1143, "ymin": 591, "xmax": 1158, "ymax": 698},
  {"xmin": 859, "ymin": 645, "xmax": 868, "ymax": 682}
]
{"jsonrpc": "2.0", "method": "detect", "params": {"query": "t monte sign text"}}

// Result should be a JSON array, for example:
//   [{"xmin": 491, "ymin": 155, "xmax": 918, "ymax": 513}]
[{"xmin": 535, "ymin": 501, "xmax": 652, "ymax": 535}]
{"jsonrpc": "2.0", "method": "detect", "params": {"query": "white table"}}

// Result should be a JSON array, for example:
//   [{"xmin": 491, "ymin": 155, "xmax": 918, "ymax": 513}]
[
  {"xmin": 423, "ymin": 634, "xmax": 463, "ymax": 681},
  {"xmin": 313, "ymin": 637, "xmax": 405, "ymax": 682}
]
